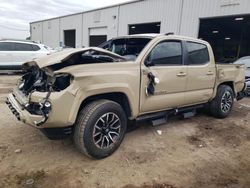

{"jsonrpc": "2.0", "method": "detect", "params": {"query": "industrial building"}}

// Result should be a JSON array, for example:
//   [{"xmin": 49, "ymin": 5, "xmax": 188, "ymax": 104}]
[{"xmin": 30, "ymin": 0, "xmax": 250, "ymax": 63}]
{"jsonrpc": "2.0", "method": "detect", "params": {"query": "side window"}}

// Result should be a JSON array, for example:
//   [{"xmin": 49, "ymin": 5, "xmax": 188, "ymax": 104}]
[
  {"xmin": 0, "ymin": 42, "xmax": 15, "ymax": 51},
  {"xmin": 186, "ymin": 42, "xmax": 209, "ymax": 65},
  {"xmin": 14, "ymin": 43, "xmax": 34, "ymax": 51},
  {"xmin": 148, "ymin": 41, "xmax": 182, "ymax": 66},
  {"xmin": 31, "ymin": 44, "xmax": 40, "ymax": 51}
]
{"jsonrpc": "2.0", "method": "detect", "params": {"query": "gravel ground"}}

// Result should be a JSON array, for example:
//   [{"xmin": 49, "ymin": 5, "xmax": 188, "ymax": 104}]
[{"xmin": 0, "ymin": 75, "xmax": 250, "ymax": 188}]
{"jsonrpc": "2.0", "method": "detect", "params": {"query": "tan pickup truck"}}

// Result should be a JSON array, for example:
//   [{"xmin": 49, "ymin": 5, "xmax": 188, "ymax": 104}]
[{"xmin": 6, "ymin": 34, "xmax": 246, "ymax": 159}]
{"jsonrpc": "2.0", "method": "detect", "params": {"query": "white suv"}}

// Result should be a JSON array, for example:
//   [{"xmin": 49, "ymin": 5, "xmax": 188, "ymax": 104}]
[{"xmin": 0, "ymin": 40, "xmax": 53, "ymax": 70}]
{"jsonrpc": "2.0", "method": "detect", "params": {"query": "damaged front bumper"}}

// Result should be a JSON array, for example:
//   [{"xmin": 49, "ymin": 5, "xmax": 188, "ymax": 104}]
[
  {"xmin": 6, "ymin": 93, "xmax": 44, "ymax": 125},
  {"xmin": 6, "ymin": 86, "xmax": 77, "ymax": 129}
]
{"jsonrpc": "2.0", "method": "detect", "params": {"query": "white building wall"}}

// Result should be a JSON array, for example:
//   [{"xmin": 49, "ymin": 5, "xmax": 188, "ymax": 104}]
[
  {"xmin": 30, "ymin": 0, "xmax": 250, "ymax": 48},
  {"xmin": 118, "ymin": 0, "xmax": 182, "ymax": 36},
  {"xmin": 180, "ymin": 0, "xmax": 250, "ymax": 37},
  {"xmin": 60, "ymin": 14, "xmax": 83, "ymax": 48},
  {"xmin": 42, "ymin": 19, "xmax": 60, "ymax": 48},
  {"xmin": 82, "ymin": 6, "xmax": 119, "ymax": 47},
  {"xmin": 30, "ymin": 22, "xmax": 43, "ymax": 43}
]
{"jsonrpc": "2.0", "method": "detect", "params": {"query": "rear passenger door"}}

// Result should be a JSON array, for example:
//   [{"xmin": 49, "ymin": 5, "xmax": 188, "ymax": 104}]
[
  {"xmin": 184, "ymin": 41, "xmax": 216, "ymax": 105},
  {"xmin": 13, "ymin": 43, "xmax": 40, "ymax": 65},
  {"xmin": 140, "ymin": 40, "xmax": 187, "ymax": 113}
]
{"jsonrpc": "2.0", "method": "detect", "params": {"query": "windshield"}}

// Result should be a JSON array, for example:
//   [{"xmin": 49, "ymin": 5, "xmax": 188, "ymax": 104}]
[
  {"xmin": 234, "ymin": 58, "xmax": 250, "ymax": 68},
  {"xmin": 99, "ymin": 38, "xmax": 152, "ymax": 60}
]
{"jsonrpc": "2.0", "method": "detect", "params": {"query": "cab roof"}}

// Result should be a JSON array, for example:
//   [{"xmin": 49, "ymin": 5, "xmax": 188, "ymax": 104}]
[{"xmin": 111, "ymin": 33, "xmax": 208, "ymax": 45}]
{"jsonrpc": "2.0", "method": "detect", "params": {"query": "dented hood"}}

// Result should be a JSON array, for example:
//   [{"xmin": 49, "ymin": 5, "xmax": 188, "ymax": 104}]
[{"xmin": 22, "ymin": 47, "xmax": 125, "ymax": 69}]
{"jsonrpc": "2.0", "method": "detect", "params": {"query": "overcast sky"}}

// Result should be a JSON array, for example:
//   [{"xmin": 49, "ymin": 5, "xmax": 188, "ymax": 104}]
[{"xmin": 0, "ymin": 0, "xmax": 129, "ymax": 39}]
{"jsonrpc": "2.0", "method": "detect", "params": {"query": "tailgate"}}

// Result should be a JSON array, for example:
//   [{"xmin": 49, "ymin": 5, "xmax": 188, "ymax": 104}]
[{"xmin": 216, "ymin": 64, "xmax": 245, "ymax": 92}]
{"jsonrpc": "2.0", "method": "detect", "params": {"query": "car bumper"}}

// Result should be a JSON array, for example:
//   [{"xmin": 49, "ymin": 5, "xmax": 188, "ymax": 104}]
[
  {"xmin": 6, "ymin": 93, "xmax": 44, "ymax": 125},
  {"xmin": 6, "ymin": 87, "xmax": 77, "ymax": 128}
]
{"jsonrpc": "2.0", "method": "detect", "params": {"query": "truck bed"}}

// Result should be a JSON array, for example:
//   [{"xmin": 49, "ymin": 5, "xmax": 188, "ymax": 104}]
[{"xmin": 216, "ymin": 63, "xmax": 245, "ymax": 93}]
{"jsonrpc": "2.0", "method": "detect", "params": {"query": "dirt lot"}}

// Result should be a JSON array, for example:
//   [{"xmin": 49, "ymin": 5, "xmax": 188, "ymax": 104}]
[{"xmin": 0, "ymin": 75, "xmax": 250, "ymax": 188}]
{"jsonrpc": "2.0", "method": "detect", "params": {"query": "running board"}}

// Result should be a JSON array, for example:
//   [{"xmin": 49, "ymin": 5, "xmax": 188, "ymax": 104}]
[
  {"xmin": 136, "ymin": 104, "xmax": 204, "ymax": 126},
  {"xmin": 152, "ymin": 117, "xmax": 168, "ymax": 126},
  {"xmin": 182, "ymin": 110, "xmax": 196, "ymax": 119}
]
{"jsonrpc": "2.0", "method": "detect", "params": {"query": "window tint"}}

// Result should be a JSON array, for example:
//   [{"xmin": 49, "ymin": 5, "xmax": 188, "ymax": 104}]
[
  {"xmin": 100, "ymin": 38, "xmax": 151, "ymax": 57},
  {"xmin": 186, "ymin": 42, "xmax": 209, "ymax": 65},
  {"xmin": 110, "ymin": 39, "xmax": 126, "ymax": 55},
  {"xmin": 14, "ymin": 43, "xmax": 34, "ymax": 51},
  {"xmin": 98, "ymin": 40, "xmax": 111, "ymax": 50},
  {"xmin": 0, "ymin": 42, "xmax": 15, "ymax": 51},
  {"xmin": 149, "ymin": 41, "xmax": 182, "ymax": 65},
  {"xmin": 125, "ymin": 38, "xmax": 151, "ymax": 56}
]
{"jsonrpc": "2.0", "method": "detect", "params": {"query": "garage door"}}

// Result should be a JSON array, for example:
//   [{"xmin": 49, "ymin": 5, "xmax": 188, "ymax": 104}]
[
  {"xmin": 64, "ymin": 30, "xmax": 76, "ymax": 48},
  {"xmin": 129, "ymin": 22, "xmax": 161, "ymax": 35},
  {"xmin": 199, "ymin": 15, "xmax": 250, "ymax": 63},
  {"xmin": 89, "ymin": 27, "xmax": 107, "ymax": 47}
]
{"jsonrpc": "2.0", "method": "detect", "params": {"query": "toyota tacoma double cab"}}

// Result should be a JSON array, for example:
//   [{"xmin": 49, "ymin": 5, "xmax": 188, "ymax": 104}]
[{"xmin": 6, "ymin": 34, "xmax": 246, "ymax": 159}]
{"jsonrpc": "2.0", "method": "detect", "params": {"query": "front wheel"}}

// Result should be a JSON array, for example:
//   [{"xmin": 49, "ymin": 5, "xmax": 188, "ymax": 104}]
[
  {"xmin": 74, "ymin": 100, "xmax": 127, "ymax": 159},
  {"xmin": 209, "ymin": 85, "xmax": 234, "ymax": 118}
]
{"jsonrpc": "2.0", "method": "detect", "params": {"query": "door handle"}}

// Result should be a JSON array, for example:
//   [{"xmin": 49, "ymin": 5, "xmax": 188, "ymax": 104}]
[
  {"xmin": 177, "ymin": 72, "xmax": 187, "ymax": 77},
  {"xmin": 206, "ymin": 71, "xmax": 214, "ymax": 76}
]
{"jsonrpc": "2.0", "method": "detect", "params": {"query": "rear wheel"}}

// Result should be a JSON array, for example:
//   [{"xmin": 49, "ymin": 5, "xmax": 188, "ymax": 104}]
[
  {"xmin": 209, "ymin": 85, "xmax": 234, "ymax": 118},
  {"xmin": 74, "ymin": 100, "xmax": 127, "ymax": 159}
]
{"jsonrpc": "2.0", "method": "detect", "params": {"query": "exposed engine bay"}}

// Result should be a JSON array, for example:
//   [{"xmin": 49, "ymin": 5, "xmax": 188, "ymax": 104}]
[
  {"xmin": 14, "ymin": 48, "xmax": 125, "ymax": 126},
  {"xmin": 19, "ymin": 66, "xmax": 72, "ymax": 95},
  {"xmin": 16, "ymin": 66, "xmax": 66, "ymax": 126},
  {"xmin": 19, "ymin": 49, "xmax": 125, "ymax": 95}
]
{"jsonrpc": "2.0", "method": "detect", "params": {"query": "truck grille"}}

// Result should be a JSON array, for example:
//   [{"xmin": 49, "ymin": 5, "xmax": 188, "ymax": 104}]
[{"xmin": 6, "ymin": 98, "xmax": 21, "ymax": 121}]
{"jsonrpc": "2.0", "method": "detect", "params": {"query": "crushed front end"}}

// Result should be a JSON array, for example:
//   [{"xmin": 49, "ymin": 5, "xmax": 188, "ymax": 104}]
[
  {"xmin": 5, "ymin": 48, "xmax": 125, "ymax": 139},
  {"xmin": 6, "ymin": 63, "xmax": 76, "ymax": 138}
]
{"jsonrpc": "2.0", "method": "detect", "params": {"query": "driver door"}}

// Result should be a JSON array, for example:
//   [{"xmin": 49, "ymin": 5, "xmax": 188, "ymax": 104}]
[{"xmin": 140, "ymin": 40, "xmax": 187, "ymax": 114}]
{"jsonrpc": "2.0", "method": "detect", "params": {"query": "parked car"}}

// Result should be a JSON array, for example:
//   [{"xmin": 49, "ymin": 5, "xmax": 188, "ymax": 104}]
[
  {"xmin": 6, "ymin": 34, "xmax": 246, "ymax": 159},
  {"xmin": 0, "ymin": 40, "xmax": 54, "ymax": 70},
  {"xmin": 234, "ymin": 56, "xmax": 250, "ymax": 96}
]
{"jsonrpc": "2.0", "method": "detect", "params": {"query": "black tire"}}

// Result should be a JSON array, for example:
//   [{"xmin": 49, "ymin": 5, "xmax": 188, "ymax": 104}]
[
  {"xmin": 74, "ymin": 99, "xmax": 127, "ymax": 159},
  {"xmin": 209, "ymin": 85, "xmax": 234, "ymax": 118}
]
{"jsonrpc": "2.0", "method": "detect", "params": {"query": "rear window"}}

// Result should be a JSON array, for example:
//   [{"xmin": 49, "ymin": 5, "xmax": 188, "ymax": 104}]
[
  {"xmin": 0, "ymin": 42, "xmax": 15, "ymax": 51},
  {"xmin": 186, "ymin": 42, "xmax": 209, "ymax": 65}
]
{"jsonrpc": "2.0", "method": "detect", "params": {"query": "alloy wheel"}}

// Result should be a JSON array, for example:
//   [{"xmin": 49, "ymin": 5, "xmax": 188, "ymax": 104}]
[
  {"xmin": 221, "ymin": 91, "xmax": 233, "ymax": 113},
  {"xmin": 93, "ymin": 112, "xmax": 121, "ymax": 149}
]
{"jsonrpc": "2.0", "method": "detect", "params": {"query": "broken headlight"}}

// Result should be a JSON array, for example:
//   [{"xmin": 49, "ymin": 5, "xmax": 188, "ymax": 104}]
[{"xmin": 52, "ymin": 73, "xmax": 74, "ymax": 91}]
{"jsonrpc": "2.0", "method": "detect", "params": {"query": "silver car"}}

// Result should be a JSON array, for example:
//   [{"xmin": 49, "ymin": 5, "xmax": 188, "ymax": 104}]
[{"xmin": 234, "ymin": 56, "xmax": 250, "ymax": 96}]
